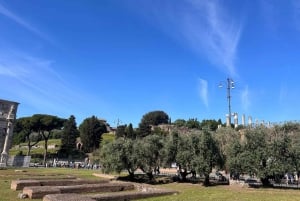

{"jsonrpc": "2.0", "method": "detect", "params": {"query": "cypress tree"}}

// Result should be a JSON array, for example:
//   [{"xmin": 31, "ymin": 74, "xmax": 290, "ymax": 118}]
[{"xmin": 61, "ymin": 115, "xmax": 79, "ymax": 156}]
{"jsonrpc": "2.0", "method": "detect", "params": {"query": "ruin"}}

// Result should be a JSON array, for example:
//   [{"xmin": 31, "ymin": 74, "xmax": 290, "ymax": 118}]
[
  {"xmin": 23, "ymin": 182, "xmax": 134, "ymax": 199},
  {"xmin": 248, "ymin": 116, "xmax": 252, "ymax": 128},
  {"xmin": 234, "ymin": 113, "xmax": 238, "ymax": 128},
  {"xmin": 242, "ymin": 114, "xmax": 246, "ymax": 127},
  {"xmin": 11, "ymin": 178, "xmax": 178, "ymax": 200},
  {"xmin": 0, "ymin": 99, "xmax": 19, "ymax": 168},
  {"xmin": 11, "ymin": 178, "xmax": 110, "ymax": 191}
]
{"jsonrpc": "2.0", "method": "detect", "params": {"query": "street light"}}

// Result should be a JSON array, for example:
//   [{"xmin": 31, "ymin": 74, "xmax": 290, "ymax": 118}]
[{"xmin": 219, "ymin": 78, "xmax": 235, "ymax": 127}]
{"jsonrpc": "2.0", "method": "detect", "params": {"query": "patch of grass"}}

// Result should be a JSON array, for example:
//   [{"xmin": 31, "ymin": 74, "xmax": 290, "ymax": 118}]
[
  {"xmin": 102, "ymin": 133, "xmax": 115, "ymax": 144},
  {"xmin": 137, "ymin": 183, "xmax": 300, "ymax": 201},
  {"xmin": 9, "ymin": 139, "xmax": 61, "ymax": 156},
  {"xmin": 2, "ymin": 168, "xmax": 300, "ymax": 201}
]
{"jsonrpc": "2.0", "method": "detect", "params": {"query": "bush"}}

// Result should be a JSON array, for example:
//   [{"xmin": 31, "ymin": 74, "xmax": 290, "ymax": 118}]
[{"xmin": 16, "ymin": 150, "xmax": 24, "ymax": 156}]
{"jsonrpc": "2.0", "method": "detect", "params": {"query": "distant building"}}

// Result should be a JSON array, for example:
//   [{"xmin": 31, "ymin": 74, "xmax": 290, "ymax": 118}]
[{"xmin": 97, "ymin": 118, "xmax": 115, "ymax": 133}]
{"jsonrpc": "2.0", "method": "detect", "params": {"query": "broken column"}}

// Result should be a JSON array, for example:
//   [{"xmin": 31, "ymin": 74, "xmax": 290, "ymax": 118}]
[
  {"xmin": 248, "ymin": 116, "xmax": 252, "ymax": 128},
  {"xmin": 234, "ymin": 113, "xmax": 238, "ymax": 128},
  {"xmin": 226, "ymin": 114, "xmax": 230, "ymax": 127},
  {"xmin": 242, "ymin": 114, "xmax": 246, "ymax": 127}
]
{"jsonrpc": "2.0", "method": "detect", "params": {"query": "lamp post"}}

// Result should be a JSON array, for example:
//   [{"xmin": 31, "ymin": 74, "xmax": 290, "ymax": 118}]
[{"xmin": 219, "ymin": 78, "xmax": 235, "ymax": 127}]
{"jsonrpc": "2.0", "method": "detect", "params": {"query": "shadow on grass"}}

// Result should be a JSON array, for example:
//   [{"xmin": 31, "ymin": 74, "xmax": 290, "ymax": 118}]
[{"xmin": 117, "ymin": 174, "xmax": 229, "ymax": 187}]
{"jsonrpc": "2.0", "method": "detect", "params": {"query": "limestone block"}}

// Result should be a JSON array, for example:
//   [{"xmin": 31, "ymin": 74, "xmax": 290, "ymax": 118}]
[
  {"xmin": 43, "ymin": 194, "xmax": 94, "ymax": 201},
  {"xmin": 11, "ymin": 179, "xmax": 109, "ymax": 190},
  {"xmin": 11, "ymin": 180, "xmax": 41, "ymax": 190},
  {"xmin": 23, "ymin": 186, "xmax": 61, "ymax": 199},
  {"xmin": 22, "ymin": 182, "xmax": 134, "ymax": 199}
]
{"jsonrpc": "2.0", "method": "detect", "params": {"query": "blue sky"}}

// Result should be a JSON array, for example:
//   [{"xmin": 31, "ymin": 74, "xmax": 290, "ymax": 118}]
[{"xmin": 1, "ymin": 0, "xmax": 300, "ymax": 127}]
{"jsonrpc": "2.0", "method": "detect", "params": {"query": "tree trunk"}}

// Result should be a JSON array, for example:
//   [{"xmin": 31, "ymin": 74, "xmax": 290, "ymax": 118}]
[
  {"xmin": 180, "ymin": 170, "xmax": 188, "ymax": 181},
  {"xmin": 128, "ymin": 170, "xmax": 135, "ymax": 180},
  {"xmin": 27, "ymin": 141, "xmax": 31, "ymax": 156},
  {"xmin": 27, "ymin": 147, "xmax": 31, "ymax": 156},
  {"xmin": 27, "ymin": 138, "xmax": 39, "ymax": 156},
  {"xmin": 203, "ymin": 174, "xmax": 210, "ymax": 186},
  {"xmin": 146, "ymin": 172, "xmax": 154, "ymax": 181},
  {"xmin": 261, "ymin": 177, "xmax": 270, "ymax": 186},
  {"xmin": 140, "ymin": 167, "xmax": 154, "ymax": 181},
  {"xmin": 43, "ymin": 139, "xmax": 48, "ymax": 166}
]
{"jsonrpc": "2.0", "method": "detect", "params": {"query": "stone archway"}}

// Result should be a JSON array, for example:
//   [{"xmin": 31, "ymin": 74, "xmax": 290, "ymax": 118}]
[
  {"xmin": 0, "ymin": 99, "xmax": 19, "ymax": 167},
  {"xmin": 76, "ymin": 142, "xmax": 83, "ymax": 151}
]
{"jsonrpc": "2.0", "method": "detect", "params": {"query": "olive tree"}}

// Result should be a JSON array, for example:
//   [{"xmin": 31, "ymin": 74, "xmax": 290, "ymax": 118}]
[
  {"xmin": 100, "ymin": 138, "xmax": 139, "ymax": 179},
  {"xmin": 136, "ymin": 134, "xmax": 166, "ymax": 180}
]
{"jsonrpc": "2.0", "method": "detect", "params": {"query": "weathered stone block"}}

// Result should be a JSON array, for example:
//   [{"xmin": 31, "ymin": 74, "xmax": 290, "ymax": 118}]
[
  {"xmin": 43, "ymin": 194, "xmax": 94, "ymax": 201},
  {"xmin": 23, "ymin": 182, "xmax": 134, "ymax": 199},
  {"xmin": 11, "ymin": 180, "xmax": 41, "ymax": 190},
  {"xmin": 90, "ymin": 188, "xmax": 178, "ymax": 201},
  {"xmin": 42, "ymin": 185, "xmax": 178, "ymax": 201},
  {"xmin": 11, "ymin": 179, "xmax": 109, "ymax": 190},
  {"xmin": 23, "ymin": 186, "xmax": 61, "ymax": 199},
  {"xmin": 59, "ymin": 183, "xmax": 134, "ymax": 194}
]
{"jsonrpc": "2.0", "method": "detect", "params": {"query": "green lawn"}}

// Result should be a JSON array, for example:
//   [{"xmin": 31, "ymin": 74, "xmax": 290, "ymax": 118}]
[
  {"xmin": 1, "ymin": 168, "xmax": 300, "ymax": 201},
  {"xmin": 139, "ymin": 183, "xmax": 300, "ymax": 201},
  {"xmin": 9, "ymin": 139, "xmax": 61, "ymax": 156},
  {"xmin": 9, "ymin": 133, "xmax": 115, "ymax": 156}
]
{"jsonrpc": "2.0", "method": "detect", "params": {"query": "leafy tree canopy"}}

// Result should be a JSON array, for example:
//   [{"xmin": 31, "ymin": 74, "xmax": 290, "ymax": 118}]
[
  {"xmin": 138, "ymin": 110, "xmax": 169, "ymax": 137},
  {"xmin": 79, "ymin": 116, "xmax": 107, "ymax": 153},
  {"xmin": 140, "ymin": 110, "xmax": 170, "ymax": 126},
  {"xmin": 200, "ymin": 119, "xmax": 221, "ymax": 131},
  {"xmin": 115, "ymin": 123, "xmax": 136, "ymax": 139},
  {"xmin": 100, "ymin": 138, "xmax": 139, "ymax": 178},
  {"xmin": 173, "ymin": 119, "xmax": 186, "ymax": 127},
  {"xmin": 186, "ymin": 118, "xmax": 201, "ymax": 129}
]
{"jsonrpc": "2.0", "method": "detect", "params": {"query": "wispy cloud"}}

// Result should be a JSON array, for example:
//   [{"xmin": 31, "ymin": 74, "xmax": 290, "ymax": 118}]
[
  {"xmin": 182, "ymin": 0, "xmax": 242, "ymax": 76},
  {"xmin": 0, "ymin": 2, "xmax": 55, "ymax": 45},
  {"xmin": 241, "ymin": 85, "xmax": 250, "ymax": 112},
  {"xmin": 198, "ymin": 78, "xmax": 208, "ymax": 108},
  {"xmin": 0, "ymin": 48, "xmax": 83, "ymax": 117},
  {"xmin": 133, "ymin": 0, "xmax": 243, "ymax": 76}
]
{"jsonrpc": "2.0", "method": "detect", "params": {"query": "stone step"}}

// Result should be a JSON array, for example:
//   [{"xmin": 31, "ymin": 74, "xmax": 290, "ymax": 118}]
[
  {"xmin": 90, "ymin": 188, "xmax": 178, "ymax": 201},
  {"xmin": 23, "ymin": 182, "xmax": 134, "ymax": 199},
  {"xmin": 43, "ymin": 194, "xmax": 94, "ymax": 201},
  {"xmin": 17, "ymin": 176, "xmax": 77, "ymax": 180},
  {"xmin": 43, "ymin": 188, "xmax": 178, "ymax": 201},
  {"xmin": 11, "ymin": 179, "xmax": 109, "ymax": 190}
]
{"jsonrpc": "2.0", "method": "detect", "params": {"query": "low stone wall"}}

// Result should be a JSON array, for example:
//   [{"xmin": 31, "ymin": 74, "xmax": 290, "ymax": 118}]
[
  {"xmin": 43, "ymin": 186, "xmax": 178, "ymax": 201},
  {"xmin": 11, "ymin": 180, "xmax": 41, "ymax": 191},
  {"xmin": 43, "ymin": 194, "xmax": 94, "ymax": 201},
  {"xmin": 90, "ymin": 187, "xmax": 178, "ymax": 201},
  {"xmin": 7, "ymin": 156, "xmax": 31, "ymax": 167},
  {"xmin": 17, "ymin": 176, "xmax": 77, "ymax": 180},
  {"xmin": 23, "ymin": 182, "xmax": 134, "ymax": 199},
  {"xmin": 12, "ymin": 177, "xmax": 179, "ymax": 201},
  {"xmin": 92, "ymin": 173, "xmax": 116, "ymax": 180},
  {"xmin": 11, "ymin": 179, "xmax": 109, "ymax": 190}
]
